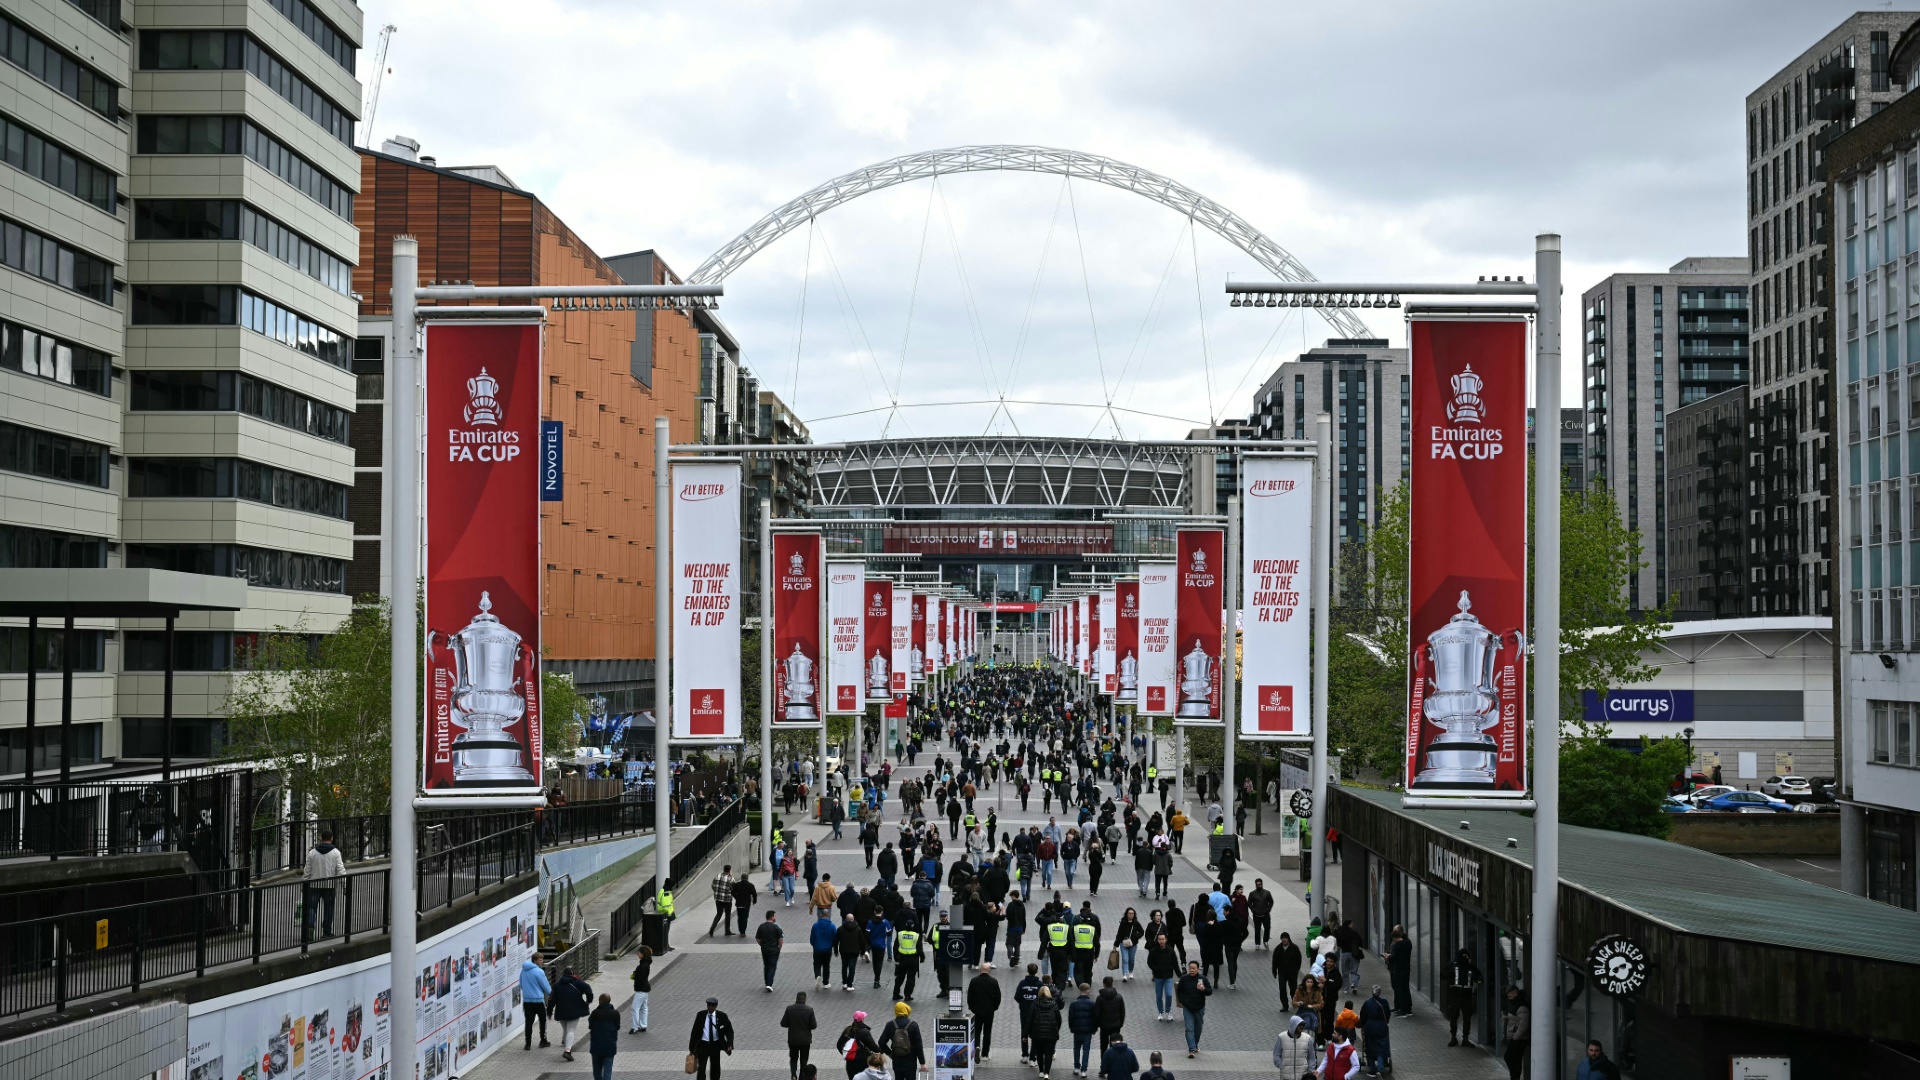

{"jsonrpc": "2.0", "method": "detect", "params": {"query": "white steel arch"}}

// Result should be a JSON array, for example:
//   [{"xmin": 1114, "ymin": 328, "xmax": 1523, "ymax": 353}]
[{"xmin": 688, "ymin": 144, "xmax": 1371, "ymax": 339}]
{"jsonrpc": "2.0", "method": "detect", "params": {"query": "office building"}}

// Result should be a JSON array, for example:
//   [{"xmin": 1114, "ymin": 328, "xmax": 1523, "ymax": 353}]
[
  {"xmin": 1248, "ymin": 338, "xmax": 1409, "ymax": 545},
  {"xmin": 1747, "ymin": 11, "xmax": 1917, "ymax": 618},
  {"xmin": 1582, "ymin": 258, "xmax": 1750, "ymax": 609},
  {"xmin": 1528, "ymin": 406, "xmax": 1586, "ymax": 493},
  {"xmin": 1185, "ymin": 419, "xmax": 1256, "ymax": 516},
  {"xmin": 1665, "ymin": 389, "xmax": 1750, "ymax": 619},
  {"xmin": 0, "ymin": 0, "xmax": 365, "ymax": 770}
]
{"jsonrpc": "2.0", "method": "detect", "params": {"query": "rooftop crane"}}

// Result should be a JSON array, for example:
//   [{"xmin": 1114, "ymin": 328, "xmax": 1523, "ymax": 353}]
[{"xmin": 359, "ymin": 24, "xmax": 397, "ymax": 147}]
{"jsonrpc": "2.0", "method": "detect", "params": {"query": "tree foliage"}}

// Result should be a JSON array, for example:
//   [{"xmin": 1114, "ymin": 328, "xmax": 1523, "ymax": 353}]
[
  {"xmin": 1548, "ymin": 483, "xmax": 1673, "ymax": 721},
  {"xmin": 541, "ymin": 669, "xmax": 585, "ymax": 759},
  {"xmin": 1558, "ymin": 729, "xmax": 1691, "ymax": 838}
]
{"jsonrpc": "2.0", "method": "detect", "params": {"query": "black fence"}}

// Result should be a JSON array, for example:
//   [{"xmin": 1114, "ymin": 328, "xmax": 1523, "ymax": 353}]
[
  {"xmin": 0, "ymin": 822, "xmax": 536, "ymax": 1018},
  {"xmin": 0, "ymin": 771, "xmax": 250, "ymax": 870},
  {"xmin": 248, "ymin": 801, "xmax": 663, "ymax": 877},
  {"xmin": 608, "ymin": 797, "xmax": 744, "ymax": 949}
]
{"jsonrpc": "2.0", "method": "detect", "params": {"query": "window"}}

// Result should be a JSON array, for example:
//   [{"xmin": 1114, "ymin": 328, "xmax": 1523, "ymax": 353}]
[
  {"xmin": 0, "ymin": 318, "xmax": 111, "ymax": 395},
  {"xmin": 128, "ymin": 543, "xmax": 345, "ymax": 593},
  {"xmin": 140, "ymin": 31, "xmax": 354, "ymax": 145},
  {"xmin": 0, "ymin": 627, "xmax": 105, "ymax": 672},
  {"xmin": 135, "ymin": 199, "xmax": 351, "ymax": 294},
  {"xmin": 131, "ymin": 284, "xmax": 350, "ymax": 368},
  {"xmin": 123, "ymin": 629, "xmax": 322, "ymax": 672},
  {"xmin": 131, "ymin": 370, "xmax": 349, "ymax": 442},
  {"xmin": 0, "ymin": 420, "xmax": 108, "ymax": 487},
  {"xmin": 0, "ymin": 218, "xmax": 116, "ymax": 303},
  {"xmin": 0, "ymin": 523, "xmax": 106, "ymax": 568},
  {"xmin": 0, "ymin": 14, "xmax": 118, "ymax": 118},
  {"xmin": 64, "ymin": 0, "xmax": 120, "ymax": 30},
  {"xmin": 137, "ymin": 116, "xmax": 353, "ymax": 220},
  {"xmin": 262, "ymin": 0, "xmax": 356, "ymax": 73},
  {"xmin": 0, "ymin": 724, "xmax": 101, "ymax": 774},
  {"xmin": 0, "ymin": 110, "xmax": 117, "ymax": 210},
  {"xmin": 1900, "ymin": 703, "xmax": 1917, "ymax": 766},
  {"xmin": 126, "ymin": 456, "xmax": 349, "ymax": 518},
  {"xmin": 1874, "ymin": 700, "xmax": 1892, "ymax": 762},
  {"xmin": 121, "ymin": 717, "xmax": 228, "ymax": 760}
]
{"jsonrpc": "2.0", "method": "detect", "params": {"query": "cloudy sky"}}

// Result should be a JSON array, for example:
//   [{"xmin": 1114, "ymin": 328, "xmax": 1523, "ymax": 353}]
[{"xmin": 366, "ymin": 0, "xmax": 1854, "ymax": 442}]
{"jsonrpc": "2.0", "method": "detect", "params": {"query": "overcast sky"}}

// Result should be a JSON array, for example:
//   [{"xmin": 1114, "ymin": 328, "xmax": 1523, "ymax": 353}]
[{"xmin": 366, "ymin": 0, "xmax": 1865, "ymax": 442}]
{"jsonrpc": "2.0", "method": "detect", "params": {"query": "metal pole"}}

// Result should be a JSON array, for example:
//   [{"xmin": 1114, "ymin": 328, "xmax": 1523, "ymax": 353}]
[
  {"xmin": 387, "ymin": 235, "xmax": 420, "ymax": 1074},
  {"xmin": 654, "ymin": 417, "xmax": 674, "ymax": 890},
  {"xmin": 1221, "ymin": 493, "xmax": 1239, "ymax": 840},
  {"xmin": 759, "ymin": 508, "xmax": 774, "ymax": 869},
  {"xmin": 1310, "ymin": 412, "xmax": 1332, "ymax": 923},
  {"xmin": 161, "ymin": 615, "xmax": 175, "ymax": 783},
  {"xmin": 1530, "ymin": 233, "xmax": 1563, "ymax": 1080},
  {"xmin": 57, "ymin": 614, "xmax": 72, "ymax": 856},
  {"xmin": 23, "ymin": 616, "xmax": 35, "ymax": 789}
]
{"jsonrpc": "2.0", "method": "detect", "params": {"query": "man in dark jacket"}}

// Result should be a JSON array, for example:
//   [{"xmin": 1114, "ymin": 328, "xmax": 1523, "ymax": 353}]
[
  {"xmin": 835, "ymin": 914, "xmax": 867, "ymax": 990},
  {"xmin": 779, "ymin": 991, "xmax": 816, "ymax": 1079},
  {"xmin": 1014, "ymin": 963, "xmax": 1044, "ymax": 1064},
  {"xmin": 877, "ymin": 843, "xmax": 900, "ymax": 887},
  {"xmin": 1067, "ymin": 982, "xmax": 1098, "ymax": 1076},
  {"xmin": 587, "ymin": 993, "xmax": 621, "ymax": 1080},
  {"xmin": 1247, "ymin": 879, "xmax": 1275, "ymax": 949},
  {"xmin": 732, "ymin": 876, "xmax": 759, "ymax": 936},
  {"xmin": 1444, "ymin": 947, "xmax": 1484, "ymax": 1047},
  {"xmin": 1387, "ymin": 926, "xmax": 1414, "ymax": 1016},
  {"xmin": 1273, "ymin": 932, "xmax": 1303, "ymax": 1004},
  {"xmin": 967, "ymin": 963, "xmax": 1003, "ymax": 1060},
  {"xmin": 910, "ymin": 872, "xmax": 937, "ymax": 931},
  {"xmin": 1358, "ymin": 984, "xmax": 1393, "ymax": 1075},
  {"xmin": 1093, "ymin": 976, "xmax": 1126, "ymax": 1058},
  {"xmin": 755, "ymin": 910, "xmax": 785, "ymax": 991},
  {"xmin": 1098, "ymin": 1033, "xmax": 1139, "ymax": 1080},
  {"xmin": 878, "ymin": 1002, "xmax": 925, "ymax": 1079},
  {"xmin": 1145, "ymin": 934, "xmax": 1180, "ymax": 1021},
  {"xmin": 550, "ymin": 967, "xmax": 594, "ymax": 1062},
  {"xmin": 1175, "ymin": 961, "xmax": 1211, "ymax": 1058},
  {"xmin": 688, "ymin": 996, "xmax": 735, "ymax": 1080}
]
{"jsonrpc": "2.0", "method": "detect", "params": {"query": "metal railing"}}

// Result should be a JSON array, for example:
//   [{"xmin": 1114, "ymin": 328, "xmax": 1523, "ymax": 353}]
[
  {"xmin": 542, "ymin": 927, "xmax": 602, "ymax": 981},
  {"xmin": 608, "ymin": 797, "xmax": 744, "ymax": 949},
  {"xmin": 249, "ymin": 803, "xmax": 648, "ymax": 876},
  {"xmin": 0, "ymin": 822, "xmax": 535, "ymax": 1019},
  {"xmin": 0, "ymin": 771, "xmax": 250, "ymax": 868}
]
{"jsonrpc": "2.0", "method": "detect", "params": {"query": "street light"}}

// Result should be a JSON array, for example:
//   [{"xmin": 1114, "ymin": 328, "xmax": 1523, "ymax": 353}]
[{"xmin": 1681, "ymin": 726, "xmax": 1696, "ymax": 794}]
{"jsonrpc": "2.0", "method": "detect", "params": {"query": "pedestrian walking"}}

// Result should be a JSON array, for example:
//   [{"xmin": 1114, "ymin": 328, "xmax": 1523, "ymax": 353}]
[
  {"xmin": 1334, "ymin": 919, "xmax": 1363, "ymax": 994},
  {"xmin": 810, "ymin": 911, "xmax": 838, "ymax": 987},
  {"xmin": 688, "ymin": 996, "xmax": 735, "ymax": 1080},
  {"xmin": 1577, "ymin": 1040, "xmax": 1621, "ymax": 1080},
  {"xmin": 1387, "ymin": 927, "xmax": 1413, "ymax": 1016},
  {"xmin": 1146, "ymin": 934, "xmax": 1178, "ymax": 1021},
  {"xmin": 1175, "ymin": 961, "xmax": 1211, "ymax": 1058},
  {"xmin": 1067, "ymin": 983, "xmax": 1097, "ymax": 1077},
  {"xmin": 835, "ymin": 913, "xmax": 867, "ymax": 991},
  {"xmin": 550, "ymin": 967, "xmax": 594, "ymax": 1061},
  {"xmin": 1274, "ymin": 933, "xmax": 1303, "ymax": 1003},
  {"xmin": 878, "ymin": 1002, "xmax": 925, "ymax": 1078},
  {"xmin": 1140, "ymin": 1049, "xmax": 1174, "ymax": 1080},
  {"xmin": 812, "ymin": 872, "xmax": 838, "ymax": 919},
  {"xmin": 757, "ymin": 910, "xmax": 787, "ymax": 991},
  {"xmin": 1358, "ymin": 985, "xmax": 1392, "ymax": 1075},
  {"xmin": 1029, "ymin": 985, "xmax": 1063, "ymax": 1079},
  {"xmin": 1443, "ymin": 947, "xmax": 1484, "ymax": 1047},
  {"xmin": 1501, "ymin": 985, "xmax": 1530, "ymax": 1080},
  {"xmin": 628, "ymin": 947, "xmax": 652, "ymax": 1032},
  {"xmin": 967, "ymin": 963, "xmax": 1002, "ymax": 1061},
  {"xmin": 1248, "ymin": 879, "xmax": 1275, "ymax": 949},
  {"xmin": 1094, "ymin": 976, "xmax": 1126, "ymax": 1057},
  {"xmin": 1100, "ymin": 1031, "xmax": 1139, "ymax": 1080},
  {"xmin": 781, "ymin": 991, "xmax": 818, "ymax": 1080},
  {"xmin": 834, "ymin": 1011, "xmax": 879, "ymax": 1080},
  {"xmin": 518, "ymin": 957, "xmax": 551, "ymax": 1049},
  {"xmin": 709, "ymin": 864, "xmax": 737, "ymax": 937},
  {"xmin": 587, "ymin": 993, "xmax": 620, "ymax": 1080},
  {"xmin": 1317, "ymin": 1027, "xmax": 1360, "ymax": 1078},
  {"xmin": 733, "ymin": 875, "xmax": 759, "ymax": 936}
]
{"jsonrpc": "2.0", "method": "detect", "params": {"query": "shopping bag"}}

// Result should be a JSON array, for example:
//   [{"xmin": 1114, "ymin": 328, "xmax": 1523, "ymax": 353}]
[
  {"xmin": 1106, "ymin": 949, "xmax": 1120, "ymax": 970},
  {"xmin": 684, "ymin": 1054, "xmax": 697, "ymax": 1074}
]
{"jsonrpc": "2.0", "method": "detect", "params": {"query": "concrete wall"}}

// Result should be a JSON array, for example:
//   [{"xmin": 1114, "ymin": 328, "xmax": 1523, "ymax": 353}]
[
  {"xmin": 1668, "ymin": 813, "xmax": 1840, "ymax": 857},
  {"xmin": 539, "ymin": 834, "xmax": 654, "ymax": 899},
  {"xmin": 0, "ymin": 1002, "xmax": 184, "ymax": 1080}
]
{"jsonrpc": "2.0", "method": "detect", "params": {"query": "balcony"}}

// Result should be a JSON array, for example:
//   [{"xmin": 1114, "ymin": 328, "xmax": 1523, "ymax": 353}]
[
  {"xmin": 1813, "ymin": 56, "xmax": 1856, "ymax": 91},
  {"xmin": 1678, "ymin": 344, "xmax": 1750, "ymax": 360},
  {"xmin": 1675, "ymin": 317, "xmax": 1748, "ymax": 335},
  {"xmin": 1678, "ymin": 297, "xmax": 1748, "ymax": 312}
]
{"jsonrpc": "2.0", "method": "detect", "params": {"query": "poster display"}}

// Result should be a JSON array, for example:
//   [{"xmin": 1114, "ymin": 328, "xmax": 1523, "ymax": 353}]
[
  {"xmin": 933, "ymin": 1015, "xmax": 973, "ymax": 1080},
  {"xmin": 826, "ymin": 561, "xmax": 865, "ymax": 714},
  {"xmin": 890, "ymin": 584, "xmax": 912, "ymax": 693},
  {"xmin": 1137, "ymin": 562, "xmax": 1175, "ymax": 715},
  {"xmin": 187, "ymin": 891, "xmax": 537, "ymax": 1080},
  {"xmin": 671, "ymin": 460, "xmax": 742, "ymax": 740},
  {"xmin": 1240, "ymin": 455, "xmax": 1315, "ymax": 739},
  {"xmin": 772, "ymin": 532, "xmax": 823, "ymax": 725},
  {"xmin": 1173, "ymin": 529, "xmax": 1224, "ymax": 724},
  {"xmin": 1097, "ymin": 590, "xmax": 1117, "ymax": 695},
  {"xmin": 911, "ymin": 593, "xmax": 929, "ymax": 681},
  {"xmin": 864, "ymin": 580, "xmax": 893, "ymax": 703},
  {"xmin": 1114, "ymin": 581, "xmax": 1139, "ymax": 703},
  {"xmin": 1404, "ymin": 317, "xmax": 1529, "ymax": 796},
  {"xmin": 1076, "ymin": 596, "xmax": 1090, "ymax": 676},
  {"xmin": 421, "ymin": 323, "xmax": 544, "ymax": 797}
]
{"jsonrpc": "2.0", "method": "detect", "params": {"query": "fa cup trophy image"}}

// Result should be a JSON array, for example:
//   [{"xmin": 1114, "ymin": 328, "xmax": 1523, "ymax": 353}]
[
  {"xmin": 1413, "ymin": 591, "xmax": 1510, "ymax": 788},
  {"xmin": 1117, "ymin": 650, "xmax": 1139, "ymax": 702},
  {"xmin": 867, "ymin": 648, "xmax": 891, "ymax": 698},
  {"xmin": 1176, "ymin": 638, "xmax": 1215, "ymax": 718},
  {"xmin": 438, "ymin": 591, "xmax": 535, "ymax": 787},
  {"xmin": 782, "ymin": 642, "xmax": 818, "ymax": 721}
]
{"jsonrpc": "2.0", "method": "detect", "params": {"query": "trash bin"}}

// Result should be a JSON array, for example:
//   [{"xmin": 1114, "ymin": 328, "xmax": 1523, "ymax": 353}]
[
  {"xmin": 1298, "ymin": 850, "xmax": 1312, "ymax": 881},
  {"xmin": 641, "ymin": 910, "xmax": 672, "ymax": 955}
]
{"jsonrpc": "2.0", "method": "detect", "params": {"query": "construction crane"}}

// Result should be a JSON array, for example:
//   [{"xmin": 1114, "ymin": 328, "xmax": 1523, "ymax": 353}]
[{"xmin": 359, "ymin": 24, "xmax": 397, "ymax": 147}]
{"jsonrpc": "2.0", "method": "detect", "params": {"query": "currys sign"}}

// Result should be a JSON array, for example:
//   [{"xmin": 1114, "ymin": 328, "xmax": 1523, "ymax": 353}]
[{"xmin": 1583, "ymin": 689, "xmax": 1694, "ymax": 723}]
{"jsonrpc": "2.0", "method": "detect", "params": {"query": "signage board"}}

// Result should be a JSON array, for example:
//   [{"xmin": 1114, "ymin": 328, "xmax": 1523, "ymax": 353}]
[
  {"xmin": 890, "ymin": 585, "xmax": 912, "ymax": 693},
  {"xmin": 1114, "ymin": 581, "xmax": 1139, "ymax": 703},
  {"xmin": 1137, "ymin": 561, "xmax": 1176, "ymax": 715},
  {"xmin": 771, "ymin": 532, "xmax": 823, "ymax": 726},
  {"xmin": 864, "ymin": 580, "xmax": 893, "ymax": 703},
  {"xmin": 1240, "ymin": 455, "xmax": 1314, "ymax": 739},
  {"xmin": 1581, "ymin": 689, "xmax": 1694, "ymax": 723},
  {"xmin": 1173, "ymin": 529, "xmax": 1224, "ymax": 724},
  {"xmin": 538, "ymin": 419, "xmax": 563, "ymax": 501},
  {"xmin": 826, "ymin": 560, "xmax": 865, "ymax": 714},
  {"xmin": 671, "ymin": 460, "xmax": 742, "ymax": 740}
]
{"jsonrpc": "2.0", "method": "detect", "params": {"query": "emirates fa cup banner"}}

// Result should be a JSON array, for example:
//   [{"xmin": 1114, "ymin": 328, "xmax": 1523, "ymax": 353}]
[
  {"xmin": 890, "ymin": 584, "xmax": 912, "ymax": 692},
  {"xmin": 1115, "ymin": 581, "xmax": 1140, "ymax": 703},
  {"xmin": 911, "ymin": 593, "xmax": 929, "ymax": 680},
  {"xmin": 1137, "ymin": 562, "xmax": 1175, "ymax": 715},
  {"xmin": 772, "ymin": 532, "xmax": 823, "ymax": 726},
  {"xmin": 933, "ymin": 597, "xmax": 947, "ymax": 671},
  {"xmin": 1076, "ymin": 596, "xmax": 1090, "ymax": 675},
  {"xmin": 827, "ymin": 560, "xmax": 865, "ymax": 714},
  {"xmin": 864, "ymin": 580, "xmax": 892, "ymax": 702},
  {"xmin": 1098, "ymin": 590, "xmax": 1117, "ymax": 695},
  {"xmin": 422, "ymin": 322, "xmax": 543, "ymax": 796},
  {"xmin": 671, "ymin": 460, "xmax": 741, "ymax": 740},
  {"xmin": 1405, "ymin": 318, "xmax": 1529, "ymax": 796},
  {"xmin": 1173, "ymin": 529, "xmax": 1224, "ymax": 724},
  {"xmin": 1240, "ymin": 455, "xmax": 1314, "ymax": 739}
]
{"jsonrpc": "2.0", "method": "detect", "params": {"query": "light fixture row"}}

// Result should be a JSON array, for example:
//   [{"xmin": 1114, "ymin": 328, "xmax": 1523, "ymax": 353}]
[
  {"xmin": 550, "ymin": 296, "xmax": 720, "ymax": 311},
  {"xmin": 1230, "ymin": 292, "xmax": 1401, "ymax": 309}
]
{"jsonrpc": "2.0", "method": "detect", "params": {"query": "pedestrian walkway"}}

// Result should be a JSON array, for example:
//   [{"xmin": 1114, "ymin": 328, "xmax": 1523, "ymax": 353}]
[{"xmin": 462, "ymin": 747, "xmax": 1506, "ymax": 1080}]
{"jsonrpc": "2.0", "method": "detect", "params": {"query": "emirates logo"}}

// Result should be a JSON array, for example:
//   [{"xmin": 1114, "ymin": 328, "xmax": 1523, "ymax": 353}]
[
  {"xmin": 700, "ymin": 693, "xmax": 713, "ymax": 709},
  {"xmin": 465, "ymin": 368, "xmax": 501, "ymax": 425},
  {"xmin": 1447, "ymin": 364, "xmax": 1486, "ymax": 424}
]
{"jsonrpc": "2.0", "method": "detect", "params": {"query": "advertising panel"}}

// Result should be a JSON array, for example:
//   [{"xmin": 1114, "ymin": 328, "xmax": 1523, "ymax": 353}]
[
  {"xmin": 1581, "ymin": 689, "xmax": 1693, "ymax": 723},
  {"xmin": 771, "ymin": 532, "xmax": 823, "ymax": 725},
  {"xmin": 187, "ymin": 890, "xmax": 537, "ymax": 1080},
  {"xmin": 864, "ymin": 580, "xmax": 893, "ymax": 703},
  {"xmin": 1137, "ymin": 562, "xmax": 1176, "ymax": 715},
  {"xmin": 1404, "ymin": 317, "xmax": 1530, "ymax": 796},
  {"xmin": 671, "ymin": 460, "xmax": 742, "ymax": 740},
  {"xmin": 890, "ymin": 584, "xmax": 912, "ymax": 693},
  {"xmin": 911, "ymin": 593, "xmax": 929, "ymax": 681},
  {"xmin": 422, "ymin": 323, "xmax": 543, "ymax": 797},
  {"xmin": 1174, "ymin": 529, "xmax": 1224, "ymax": 724},
  {"xmin": 1097, "ymin": 590, "xmax": 1117, "ymax": 695},
  {"xmin": 1115, "ymin": 580, "xmax": 1139, "ymax": 703},
  {"xmin": 1240, "ymin": 455, "xmax": 1315, "ymax": 739},
  {"xmin": 826, "ymin": 561, "xmax": 865, "ymax": 715}
]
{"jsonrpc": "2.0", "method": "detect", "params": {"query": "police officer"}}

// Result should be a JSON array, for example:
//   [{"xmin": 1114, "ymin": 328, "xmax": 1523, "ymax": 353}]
[
  {"xmin": 656, "ymin": 881, "xmax": 676, "ymax": 952},
  {"xmin": 893, "ymin": 922, "xmax": 923, "ymax": 1000},
  {"xmin": 932, "ymin": 910, "xmax": 956, "ymax": 994},
  {"xmin": 1072, "ymin": 901, "xmax": 1102, "ymax": 987},
  {"xmin": 1044, "ymin": 905, "xmax": 1073, "ymax": 982}
]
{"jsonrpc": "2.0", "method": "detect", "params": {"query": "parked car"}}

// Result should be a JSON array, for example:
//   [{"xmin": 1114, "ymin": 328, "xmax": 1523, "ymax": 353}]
[
  {"xmin": 1761, "ymin": 775, "xmax": 1814, "ymax": 800},
  {"xmin": 1805, "ymin": 777, "xmax": 1838, "ymax": 803},
  {"xmin": 1659, "ymin": 795, "xmax": 1696, "ymax": 813},
  {"xmin": 1696, "ymin": 790, "xmax": 1796, "ymax": 813},
  {"xmin": 1793, "ymin": 801, "xmax": 1840, "ymax": 814},
  {"xmin": 1683, "ymin": 785, "xmax": 1737, "ymax": 806},
  {"xmin": 1669, "ymin": 772, "xmax": 1714, "ymax": 795}
]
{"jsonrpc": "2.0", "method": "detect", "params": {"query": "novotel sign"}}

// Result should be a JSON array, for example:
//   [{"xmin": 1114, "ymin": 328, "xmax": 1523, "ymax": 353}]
[{"xmin": 1582, "ymin": 689, "xmax": 1694, "ymax": 723}]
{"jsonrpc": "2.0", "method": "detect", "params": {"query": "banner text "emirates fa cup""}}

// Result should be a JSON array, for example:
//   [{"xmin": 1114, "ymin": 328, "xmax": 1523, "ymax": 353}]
[{"xmin": 672, "ymin": 461, "xmax": 742, "ymax": 740}]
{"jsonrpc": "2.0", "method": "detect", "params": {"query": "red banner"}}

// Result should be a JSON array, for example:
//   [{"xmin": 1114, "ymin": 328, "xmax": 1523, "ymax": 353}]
[
  {"xmin": 772, "ymin": 532, "xmax": 823, "ymax": 725},
  {"xmin": 911, "ymin": 593, "xmax": 928, "ymax": 678},
  {"xmin": 864, "ymin": 580, "xmax": 893, "ymax": 702},
  {"xmin": 1405, "ymin": 318, "xmax": 1529, "ymax": 796},
  {"xmin": 422, "ymin": 323, "xmax": 543, "ymax": 795},
  {"xmin": 1174, "ymin": 529, "xmax": 1224, "ymax": 722},
  {"xmin": 1115, "ymin": 581, "xmax": 1139, "ymax": 704}
]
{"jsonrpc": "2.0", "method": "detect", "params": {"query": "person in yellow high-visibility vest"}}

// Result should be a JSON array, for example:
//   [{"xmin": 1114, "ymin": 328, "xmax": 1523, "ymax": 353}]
[
  {"xmin": 1045, "ymin": 915, "xmax": 1072, "ymax": 983},
  {"xmin": 655, "ymin": 883, "xmax": 675, "ymax": 952},
  {"xmin": 893, "ymin": 927, "xmax": 923, "ymax": 1000},
  {"xmin": 1071, "ymin": 911, "xmax": 1099, "ymax": 988}
]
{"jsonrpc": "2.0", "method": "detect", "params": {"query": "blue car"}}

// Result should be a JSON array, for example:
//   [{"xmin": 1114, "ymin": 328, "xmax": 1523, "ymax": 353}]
[
  {"xmin": 1659, "ymin": 795, "xmax": 1695, "ymax": 813},
  {"xmin": 1696, "ymin": 790, "xmax": 1795, "ymax": 813}
]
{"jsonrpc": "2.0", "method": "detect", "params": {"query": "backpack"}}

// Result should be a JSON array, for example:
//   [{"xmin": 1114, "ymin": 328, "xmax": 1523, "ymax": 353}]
[
  {"xmin": 782, "ymin": 856, "xmax": 797, "ymax": 876},
  {"xmin": 889, "ymin": 1022, "xmax": 913, "ymax": 1057}
]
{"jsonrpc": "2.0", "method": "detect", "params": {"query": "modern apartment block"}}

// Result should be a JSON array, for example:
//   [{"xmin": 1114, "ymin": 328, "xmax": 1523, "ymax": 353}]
[
  {"xmin": 1581, "ymin": 258, "xmax": 1750, "ymax": 610},
  {"xmin": 1828, "ymin": 26, "xmax": 1920, "ymax": 911},
  {"xmin": 1665, "ymin": 388, "xmax": 1749, "ymax": 620},
  {"xmin": 1747, "ymin": 11, "xmax": 1917, "ymax": 620},
  {"xmin": 1184, "ymin": 419, "xmax": 1256, "ymax": 517},
  {"xmin": 0, "ymin": 0, "xmax": 364, "ymax": 771},
  {"xmin": 1248, "ymin": 338, "xmax": 1408, "ymax": 545},
  {"xmin": 1527, "ymin": 406, "xmax": 1586, "ymax": 493}
]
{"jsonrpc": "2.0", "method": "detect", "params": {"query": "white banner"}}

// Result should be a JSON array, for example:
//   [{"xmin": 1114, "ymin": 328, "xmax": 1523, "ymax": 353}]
[
  {"xmin": 937, "ymin": 597, "xmax": 949, "ymax": 669},
  {"xmin": 1097, "ymin": 589, "xmax": 1117, "ymax": 695},
  {"xmin": 826, "ymin": 559, "xmax": 865, "ymax": 715},
  {"xmin": 672, "ymin": 460, "xmax": 741, "ymax": 740},
  {"xmin": 891, "ymin": 584, "xmax": 912, "ymax": 693},
  {"xmin": 1137, "ymin": 561, "xmax": 1176, "ymax": 715},
  {"xmin": 1241, "ymin": 455, "xmax": 1315, "ymax": 738}
]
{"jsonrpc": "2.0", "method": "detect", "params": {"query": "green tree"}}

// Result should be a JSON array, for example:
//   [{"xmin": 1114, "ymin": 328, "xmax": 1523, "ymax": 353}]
[
  {"xmin": 1558, "ymin": 729, "xmax": 1691, "ymax": 838},
  {"xmin": 1550, "ymin": 483, "xmax": 1672, "ymax": 720},
  {"xmin": 1328, "ymin": 481, "xmax": 1411, "ymax": 777},
  {"xmin": 541, "ymin": 669, "xmax": 585, "ymax": 760}
]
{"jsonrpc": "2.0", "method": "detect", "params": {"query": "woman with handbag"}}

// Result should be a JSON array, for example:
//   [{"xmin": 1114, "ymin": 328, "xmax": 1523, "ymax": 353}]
[
  {"xmin": 1086, "ymin": 838, "xmax": 1106, "ymax": 897},
  {"xmin": 1113, "ymin": 908, "xmax": 1144, "ymax": 981}
]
